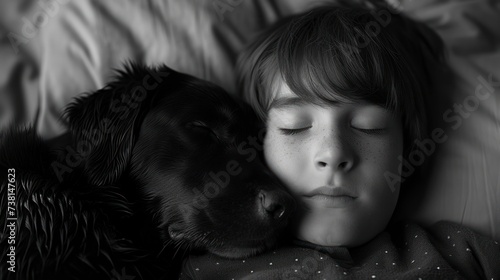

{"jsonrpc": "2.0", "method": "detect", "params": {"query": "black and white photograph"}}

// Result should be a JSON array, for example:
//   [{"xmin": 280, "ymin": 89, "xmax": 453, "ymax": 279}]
[{"xmin": 1, "ymin": 0, "xmax": 499, "ymax": 279}]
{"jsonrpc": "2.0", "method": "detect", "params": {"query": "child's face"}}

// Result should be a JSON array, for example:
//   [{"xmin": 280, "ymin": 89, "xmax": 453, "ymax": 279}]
[{"xmin": 263, "ymin": 80, "xmax": 403, "ymax": 247}]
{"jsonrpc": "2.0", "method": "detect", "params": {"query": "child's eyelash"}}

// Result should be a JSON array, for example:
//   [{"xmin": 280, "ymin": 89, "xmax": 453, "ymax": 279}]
[
  {"xmin": 356, "ymin": 128, "xmax": 386, "ymax": 135},
  {"xmin": 279, "ymin": 127, "xmax": 311, "ymax": 135},
  {"xmin": 279, "ymin": 127, "xmax": 385, "ymax": 136}
]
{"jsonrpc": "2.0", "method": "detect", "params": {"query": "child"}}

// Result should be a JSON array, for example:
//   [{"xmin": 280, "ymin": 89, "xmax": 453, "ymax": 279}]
[{"xmin": 181, "ymin": 2, "xmax": 500, "ymax": 279}]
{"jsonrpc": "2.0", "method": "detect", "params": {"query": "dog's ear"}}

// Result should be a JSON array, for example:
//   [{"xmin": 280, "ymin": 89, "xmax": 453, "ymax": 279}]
[{"xmin": 64, "ymin": 62, "xmax": 172, "ymax": 185}]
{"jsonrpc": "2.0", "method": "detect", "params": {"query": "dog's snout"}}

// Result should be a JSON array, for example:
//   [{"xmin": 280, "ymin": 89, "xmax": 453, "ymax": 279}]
[{"xmin": 258, "ymin": 190, "xmax": 287, "ymax": 220}]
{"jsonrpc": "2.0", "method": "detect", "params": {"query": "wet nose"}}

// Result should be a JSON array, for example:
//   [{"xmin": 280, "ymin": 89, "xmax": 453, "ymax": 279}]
[{"xmin": 258, "ymin": 189, "xmax": 288, "ymax": 220}]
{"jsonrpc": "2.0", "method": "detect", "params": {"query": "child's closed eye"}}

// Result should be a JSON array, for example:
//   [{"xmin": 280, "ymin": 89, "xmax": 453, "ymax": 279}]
[
  {"xmin": 279, "ymin": 126, "xmax": 312, "ymax": 135},
  {"xmin": 278, "ymin": 126, "xmax": 386, "ymax": 136},
  {"xmin": 353, "ymin": 127, "xmax": 387, "ymax": 135}
]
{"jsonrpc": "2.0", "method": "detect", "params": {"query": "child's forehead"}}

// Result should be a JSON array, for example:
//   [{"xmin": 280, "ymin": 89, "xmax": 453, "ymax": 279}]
[
  {"xmin": 268, "ymin": 78, "xmax": 399, "ymax": 119},
  {"xmin": 270, "ymin": 77, "xmax": 355, "ymax": 109}
]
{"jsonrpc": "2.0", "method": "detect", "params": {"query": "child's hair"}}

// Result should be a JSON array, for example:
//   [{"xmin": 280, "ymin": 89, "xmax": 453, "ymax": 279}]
[{"xmin": 237, "ymin": 0, "xmax": 445, "ymax": 164}]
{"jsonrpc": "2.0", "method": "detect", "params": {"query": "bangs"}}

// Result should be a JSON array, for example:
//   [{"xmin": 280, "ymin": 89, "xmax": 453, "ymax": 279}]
[
  {"xmin": 238, "ymin": 2, "xmax": 446, "ymax": 161},
  {"xmin": 273, "ymin": 7, "xmax": 417, "ymax": 114}
]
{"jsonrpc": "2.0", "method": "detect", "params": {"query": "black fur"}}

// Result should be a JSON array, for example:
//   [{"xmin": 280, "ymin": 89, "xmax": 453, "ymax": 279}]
[{"xmin": 0, "ymin": 64, "xmax": 295, "ymax": 279}]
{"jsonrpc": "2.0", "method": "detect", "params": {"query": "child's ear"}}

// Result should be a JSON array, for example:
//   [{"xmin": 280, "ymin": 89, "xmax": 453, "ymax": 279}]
[{"xmin": 64, "ymin": 63, "xmax": 172, "ymax": 185}]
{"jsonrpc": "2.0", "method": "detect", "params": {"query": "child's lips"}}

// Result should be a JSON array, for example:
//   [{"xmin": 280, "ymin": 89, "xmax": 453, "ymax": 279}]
[
  {"xmin": 304, "ymin": 186, "xmax": 357, "ymax": 198},
  {"xmin": 302, "ymin": 186, "xmax": 357, "ymax": 208}
]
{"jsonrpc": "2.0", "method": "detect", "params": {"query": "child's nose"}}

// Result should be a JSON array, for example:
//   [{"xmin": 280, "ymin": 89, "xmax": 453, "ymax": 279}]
[{"xmin": 314, "ymin": 131, "xmax": 355, "ymax": 172}]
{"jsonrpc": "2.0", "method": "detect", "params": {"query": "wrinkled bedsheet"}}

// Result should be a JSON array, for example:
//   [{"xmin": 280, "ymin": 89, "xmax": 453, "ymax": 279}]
[{"xmin": 0, "ymin": 0, "xmax": 499, "ymax": 241}]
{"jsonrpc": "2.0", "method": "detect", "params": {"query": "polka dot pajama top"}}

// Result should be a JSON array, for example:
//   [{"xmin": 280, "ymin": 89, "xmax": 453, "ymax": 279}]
[{"xmin": 181, "ymin": 221, "xmax": 500, "ymax": 279}]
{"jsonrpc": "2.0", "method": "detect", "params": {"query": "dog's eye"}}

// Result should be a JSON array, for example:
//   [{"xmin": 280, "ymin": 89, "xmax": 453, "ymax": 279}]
[{"xmin": 186, "ymin": 121, "xmax": 221, "ymax": 141}]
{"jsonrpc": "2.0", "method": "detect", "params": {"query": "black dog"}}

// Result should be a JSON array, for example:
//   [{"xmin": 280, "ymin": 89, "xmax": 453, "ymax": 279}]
[{"xmin": 0, "ymin": 63, "xmax": 295, "ymax": 279}]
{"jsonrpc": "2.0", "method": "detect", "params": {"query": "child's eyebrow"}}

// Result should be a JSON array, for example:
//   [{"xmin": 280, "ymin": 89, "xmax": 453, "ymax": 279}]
[
  {"xmin": 270, "ymin": 97, "xmax": 310, "ymax": 110},
  {"xmin": 270, "ymin": 96, "xmax": 340, "ymax": 110}
]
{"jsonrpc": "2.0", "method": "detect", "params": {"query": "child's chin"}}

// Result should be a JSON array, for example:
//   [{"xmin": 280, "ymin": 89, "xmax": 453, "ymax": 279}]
[
  {"xmin": 293, "ymin": 212, "xmax": 384, "ymax": 247},
  {"xmin": 295, "ymin": 224, "xmax": 359, "ymax": 247}
]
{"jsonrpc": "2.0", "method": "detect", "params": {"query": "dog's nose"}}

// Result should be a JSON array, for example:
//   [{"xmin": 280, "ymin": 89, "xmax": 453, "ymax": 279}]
[{"xmin": 258, "ymin": 189, "xmax": 287, "ymax": 220}]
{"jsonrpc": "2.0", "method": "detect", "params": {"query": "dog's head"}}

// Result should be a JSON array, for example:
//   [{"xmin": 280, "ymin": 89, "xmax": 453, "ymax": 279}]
[{"xmin": 65, "ymin": 63, "xmax": 295, "ymax": 258}]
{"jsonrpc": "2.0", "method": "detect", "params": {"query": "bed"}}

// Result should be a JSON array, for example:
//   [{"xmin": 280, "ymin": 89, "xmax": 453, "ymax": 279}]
[{"xmin": 0, "ymin": 0, "xmax": 499, "ymax": 243}]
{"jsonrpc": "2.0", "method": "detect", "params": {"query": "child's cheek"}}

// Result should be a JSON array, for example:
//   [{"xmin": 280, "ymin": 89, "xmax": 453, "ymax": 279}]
[
  {"xmin": 263, "ymin": 130, "xmax": 310, "ymax": 194},
  {"xmin": 362, "ymin": 130, "xmax": 404, "ymax": 213}
]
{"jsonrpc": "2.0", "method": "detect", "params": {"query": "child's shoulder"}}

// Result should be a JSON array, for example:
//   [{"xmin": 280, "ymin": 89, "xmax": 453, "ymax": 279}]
[
  {"xmin": 387, "ymin": 220, "xmax": 498, "ymax": 249},
  {"xmin": 360, "ymin": 220, "xmax": 500, "ymax": 278}
]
